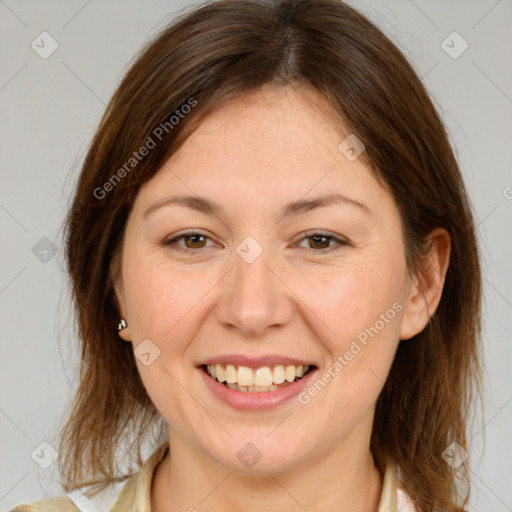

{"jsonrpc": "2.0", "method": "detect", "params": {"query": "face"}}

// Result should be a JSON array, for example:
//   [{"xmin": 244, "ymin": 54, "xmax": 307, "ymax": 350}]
[{"xmin": 115, "ymin": 85, "xmax": 415, "ymax": 474}]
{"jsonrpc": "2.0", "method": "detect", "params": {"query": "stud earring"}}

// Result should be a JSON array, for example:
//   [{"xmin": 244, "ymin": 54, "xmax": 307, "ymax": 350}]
[{"xmin": 118, "ymin": 318, "xmax": 127, "ymax": 331}]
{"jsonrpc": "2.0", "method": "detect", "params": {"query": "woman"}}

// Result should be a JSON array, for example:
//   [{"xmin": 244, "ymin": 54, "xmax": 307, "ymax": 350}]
[{"xmin": 11, "ymin": 0, "xmax": 482, "ymax": 511}]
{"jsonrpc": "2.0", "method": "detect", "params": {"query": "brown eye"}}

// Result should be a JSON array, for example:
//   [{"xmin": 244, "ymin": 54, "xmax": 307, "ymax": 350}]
[
  {"xmin": 296, "ymin": 232, "xmax": 349, "ymax": 253},
  {"xmin": 183, "ymin": 234, "xmax": 207, "ymax": 249},
  {"xmin": 163, "ymin": 231, "xmax": 216, "ymax": 252},
  {"xmin": 308, "ymin": 235, "xmax": 331, "ymax": 250}
]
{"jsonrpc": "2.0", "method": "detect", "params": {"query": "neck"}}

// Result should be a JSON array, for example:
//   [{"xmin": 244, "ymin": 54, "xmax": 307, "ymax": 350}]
[{"xmin": 151, "ymin": 429, "xmax": 383, "ymax": 512}]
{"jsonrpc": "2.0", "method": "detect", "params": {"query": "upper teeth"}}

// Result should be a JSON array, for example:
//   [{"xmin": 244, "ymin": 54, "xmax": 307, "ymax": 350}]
[{"xmin": 206, "ymin": 364, "xmax": 311, "ymax": 386}]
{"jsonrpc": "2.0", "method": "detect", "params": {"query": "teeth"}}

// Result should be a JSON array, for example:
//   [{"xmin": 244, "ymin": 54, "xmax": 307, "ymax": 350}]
[
  {"xmin": 215, "ymin": 364, "xmax": 226, "ymax": 382},
  {"xmin": 205, "ymin": 363, "xmax": 312, "ymax": 387},
  {"xmin": 254, "ymin": 367, "xmax": 273, "ymax": 386},
  {"xmin": 285, "ymin": 365, "xmax": 296, "ymax": 382},
  {"xmin": 273, "ymin": 365, "xmax": 286, "ymax": 384},
  {"xmin": 237, "ymin": 366, "xmax": 254, "ymax": 386},
  {"xmin": 226, "ymin": 382, "xmax": 288, "ymax": 393},
  {"xmin": 225, "ymin": 364, "xmax": 237, "ymax": 384}
]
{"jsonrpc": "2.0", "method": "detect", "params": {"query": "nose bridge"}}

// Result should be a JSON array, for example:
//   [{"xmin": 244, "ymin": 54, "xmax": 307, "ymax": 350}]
[{"xmin": 215, "ymin": 241, "xmax": 292, "ymax": 336}]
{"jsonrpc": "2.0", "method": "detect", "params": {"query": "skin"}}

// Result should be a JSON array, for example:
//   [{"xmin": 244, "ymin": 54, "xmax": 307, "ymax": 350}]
[{"xmin": 114, "ymin": 84, "xmax": 450, "ymax": 512}]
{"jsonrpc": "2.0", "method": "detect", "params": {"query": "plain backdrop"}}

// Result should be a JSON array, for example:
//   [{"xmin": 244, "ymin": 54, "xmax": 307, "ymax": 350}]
[{"xmin": 1, "ymin": 0, "xmax": 511, "ymax": 510}]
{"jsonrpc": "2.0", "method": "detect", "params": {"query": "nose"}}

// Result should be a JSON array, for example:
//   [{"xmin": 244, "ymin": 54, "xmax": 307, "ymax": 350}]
[{"xmin": 214, "ymin": 246, "xmax": 294, "ymax": 338}]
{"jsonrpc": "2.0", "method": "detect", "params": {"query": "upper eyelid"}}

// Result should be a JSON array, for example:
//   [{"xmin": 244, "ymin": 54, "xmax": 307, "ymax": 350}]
[{"xmin": 165, "ymin": 231, "xmax": 219, "ymax": 245}]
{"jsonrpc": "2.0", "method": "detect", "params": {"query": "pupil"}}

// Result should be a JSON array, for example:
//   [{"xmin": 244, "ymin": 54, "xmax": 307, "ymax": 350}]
[
  {"xmin": 186, "ymin": 234, "xmax": 204, "ymax": 248},
  {"xmin": 312, "ymin": 235, "xmax": 328, "ymax": 249}
]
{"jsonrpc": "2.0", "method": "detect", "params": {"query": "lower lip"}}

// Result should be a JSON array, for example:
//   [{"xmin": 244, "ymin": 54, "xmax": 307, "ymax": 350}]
[{"xmin": 198, "ymin": 366, "xmax": 318, "ymax": 411}]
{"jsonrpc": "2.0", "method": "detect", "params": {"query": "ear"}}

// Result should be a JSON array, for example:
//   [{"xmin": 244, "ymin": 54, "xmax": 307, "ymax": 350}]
[
  {"xmin": 111, "ymin": 252, "xmax": 133, "ymax": 343},
  {"xmin": 399, "ymin": 228, "xmax": 451, "ymax": 341}
]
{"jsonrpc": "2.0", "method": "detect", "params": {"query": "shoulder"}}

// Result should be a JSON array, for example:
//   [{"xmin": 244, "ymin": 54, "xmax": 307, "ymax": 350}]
[
  {"xmin": 9, "ymin": 480, "xmax": 129, "ymax": 512},
  {"xmin": 9, "ymin": 483, "xmax": 126, "ymax": 512},
  {"xmin": 9, "ymin": 496, "xmax": 79, "ymax": 511},
  {"xmin": 9, "ymin": 442, "xmax": 169, "ymax": 512}
]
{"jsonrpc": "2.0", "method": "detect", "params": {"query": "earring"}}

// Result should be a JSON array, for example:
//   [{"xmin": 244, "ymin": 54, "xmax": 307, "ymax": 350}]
[{"xmin": 118, "ymin": 318, "xmax": 127, "ymax": 331}]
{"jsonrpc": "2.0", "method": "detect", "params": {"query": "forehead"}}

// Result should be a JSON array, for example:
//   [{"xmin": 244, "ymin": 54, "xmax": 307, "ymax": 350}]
[
  {"xmin": 133, "ymin": 85, "xmax": 390, "ymax": 218},
  {"xmin": 181, "ymin": 85, "xmax": 345, "ymax": 163}
]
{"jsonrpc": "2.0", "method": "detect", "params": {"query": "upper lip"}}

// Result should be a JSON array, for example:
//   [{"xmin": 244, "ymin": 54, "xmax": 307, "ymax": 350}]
[{"xmin": 198, "ymin": 354, "xmax": 317, "ymax": 369}]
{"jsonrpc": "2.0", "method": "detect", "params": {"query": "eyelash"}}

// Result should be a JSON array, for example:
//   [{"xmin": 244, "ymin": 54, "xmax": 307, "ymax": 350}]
[{"xmin": 162, "ymin": 230, "xmax": 349, "ymax": 254}]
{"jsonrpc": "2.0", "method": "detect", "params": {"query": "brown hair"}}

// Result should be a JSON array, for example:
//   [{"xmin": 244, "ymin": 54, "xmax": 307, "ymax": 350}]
[{"xmin": 58, "ymin": 1, "xmax": 483, "ymax": 510}]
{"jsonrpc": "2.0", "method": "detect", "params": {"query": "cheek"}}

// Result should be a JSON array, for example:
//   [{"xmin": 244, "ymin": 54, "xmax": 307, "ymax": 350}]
[
  {"xmin": 123, "ymin": 248, "xmax": 211, "ymax": 340},
  {"xmin": 121, "ymin": 250, "xmax": 207, "ymax": 427},
  {"xmin": 299, "ymin": 262, "xmax": 404, "ymax": 347},
  {"xmin": 337, "ymin": 276, "xmax": 403, "ymax": 381},
  {"xmin": 296, "ymin": 270, "xmax": 403, "ymax": 427},
  {"xmin": 298, "ymin": 258, "xmax": 405, "ymax": 406}
]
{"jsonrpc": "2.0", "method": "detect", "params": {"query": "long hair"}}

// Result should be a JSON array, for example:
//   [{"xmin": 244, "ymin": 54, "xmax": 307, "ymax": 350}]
[{"xmin": 58, "ymin": 1, "xmax": 483, "ymax": 510}]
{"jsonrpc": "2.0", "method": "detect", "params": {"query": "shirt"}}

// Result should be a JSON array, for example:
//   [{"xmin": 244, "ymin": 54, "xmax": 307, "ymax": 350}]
[{"xmin": 10, "ymin": 442, "xmax": 416, "ymax": 511}]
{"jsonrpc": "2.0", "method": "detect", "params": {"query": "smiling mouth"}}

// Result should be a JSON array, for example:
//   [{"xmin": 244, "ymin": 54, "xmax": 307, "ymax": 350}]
[{"xmin": 201, "ymin": 363, "xmax": 316, "ymax": 393}]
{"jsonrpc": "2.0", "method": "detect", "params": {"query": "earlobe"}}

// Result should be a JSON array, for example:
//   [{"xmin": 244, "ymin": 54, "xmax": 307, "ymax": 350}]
[
  {"xmin": 117, "ymin": 321, "xmax": 132, "ymax": 342},
  {"xmin": 399, "ymin": 228, "xmax": 451, "ymax": 341},
  {"xmin": 114, "ymin": 295, "xmax": 132, "ymax": 342}
]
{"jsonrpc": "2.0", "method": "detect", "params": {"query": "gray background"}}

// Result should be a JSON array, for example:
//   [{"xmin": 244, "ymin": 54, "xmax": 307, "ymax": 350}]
[{"xmin": 1, "ymin": 0, "xmax": 511, "ymax": 510}]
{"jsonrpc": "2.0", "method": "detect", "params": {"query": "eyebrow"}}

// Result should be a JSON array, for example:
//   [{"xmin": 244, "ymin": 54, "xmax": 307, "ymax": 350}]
[{"xmin": 143, "ymin": 192, "xmax": 372, "ymax": 219}]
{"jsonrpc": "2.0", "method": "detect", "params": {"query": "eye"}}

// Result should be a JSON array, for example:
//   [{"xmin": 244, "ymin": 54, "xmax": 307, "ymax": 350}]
[
  {"xmin": 162, "ymin": 231, "xmax": 218, "ymax": 252},
  {"xmin": 294, "ymin": 232, "xmax": 349, "ymax": 252},
  {"xmin": 162, "ymin": 230, "xmax": 349, "ymax": 254}
]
